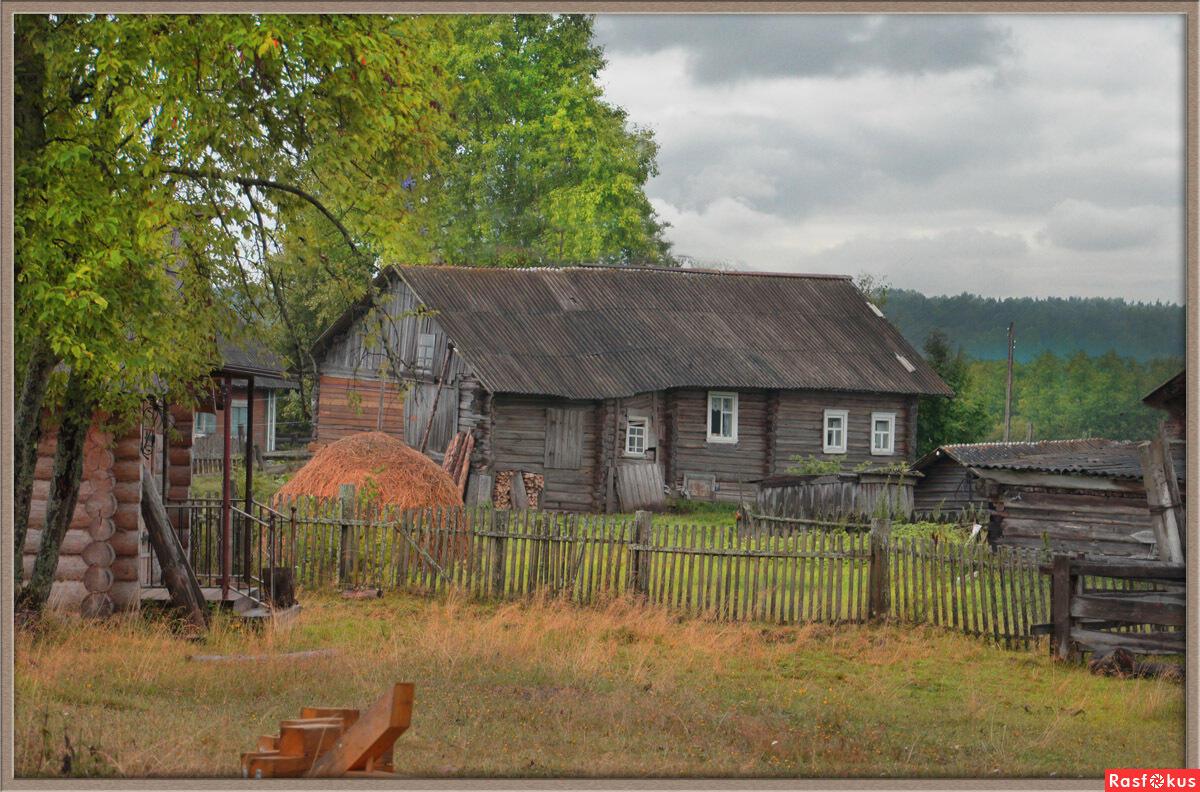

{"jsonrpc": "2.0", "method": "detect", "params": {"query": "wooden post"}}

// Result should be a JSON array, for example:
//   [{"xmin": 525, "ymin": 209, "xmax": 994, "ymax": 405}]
[
  {"xmin": 489, "ymin": 510, "xmax": 508, "ymax": 597},
  {"xmin": 1003, "ymin": 321, "xmax": 1015, "ymax": 442},
  {"xmin": 1140, "ymin": 434, "xmax": 1184, "ymax": 562},
  {"xmin": 243, "ymin": 375, "xmax": 255, "ymax": 585},
  {"xmin": 339, "ymin": 484, "xmax": 356, "ymax": 589},
  {"xmin": 141, "ymin": 471, "xmax": 208, "ymax": 629},
  {"xmin": 1050, "ymin": 555, "xmax": 1074, "ymax": 661},
  {"xmin": 868, "ymin": 517, "xmax": 891, "ymax": 619},
  {"xmin": 631, "ymin": 510, "xmax": 653, "ymax": 596},
  {"xmin": 221, "ymin": 375, "xmax": 233, "ymax": 600}
]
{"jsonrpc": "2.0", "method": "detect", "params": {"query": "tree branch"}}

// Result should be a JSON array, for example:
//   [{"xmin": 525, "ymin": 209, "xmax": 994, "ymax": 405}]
[{"xmin": 163, "ymin": 166, "xmax": 363, "ymax": 257}]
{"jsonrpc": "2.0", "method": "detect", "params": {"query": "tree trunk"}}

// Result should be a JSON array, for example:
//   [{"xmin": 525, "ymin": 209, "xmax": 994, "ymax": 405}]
[
  {"xmin": 13, "ymin": 341, "xmax": 56, "ymax": 589},
  {"xmin": 16, "ymin": 371, "xmax": 95, "ymax": 614}
]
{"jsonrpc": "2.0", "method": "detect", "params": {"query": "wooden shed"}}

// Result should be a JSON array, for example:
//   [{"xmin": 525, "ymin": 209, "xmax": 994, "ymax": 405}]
[
  {"xmin": 309, "ymin": 265, "xmax": 951, "ymax": 513},
  {"xmin": 912, "ymin": 439, "xmax": 1186, "ymax": 559}
]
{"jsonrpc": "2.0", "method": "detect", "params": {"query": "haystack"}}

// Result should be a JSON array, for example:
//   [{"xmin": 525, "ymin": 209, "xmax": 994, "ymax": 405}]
[{"xmin": 276, "ymin": 432, "xmax": 462, "ymax": 510}]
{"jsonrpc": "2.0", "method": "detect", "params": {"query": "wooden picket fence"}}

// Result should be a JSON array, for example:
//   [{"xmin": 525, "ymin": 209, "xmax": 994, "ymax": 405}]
[{"xmin": 259, "ymin": 496, "xmax": 1049, "ymax": 649}]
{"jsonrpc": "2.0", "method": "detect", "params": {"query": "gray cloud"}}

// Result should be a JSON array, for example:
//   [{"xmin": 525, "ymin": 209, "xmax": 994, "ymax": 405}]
[
  {"xmin": 595, "ymin": 15, "xmax": 1014, "ymax": 84},
  {"xmin": 594, "ymin": 14, "xmax": 1185, "ymax": 301},
  {"xmin": 1037, "ymin": 200, "xmax": 1165, "ymax": 251}
]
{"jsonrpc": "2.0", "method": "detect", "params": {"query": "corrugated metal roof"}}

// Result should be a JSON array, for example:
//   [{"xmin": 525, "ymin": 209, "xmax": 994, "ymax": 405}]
[
  {"xmin": 915, "ymin": 438, "xmax": 1185, "ymax": 481},
  {"xmin": 393, "ymin": 265, "xmax": 952, "ymax": 400}
]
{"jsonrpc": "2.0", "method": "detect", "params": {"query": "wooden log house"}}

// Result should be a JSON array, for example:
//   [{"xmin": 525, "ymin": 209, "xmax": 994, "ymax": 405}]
[{"xmin": 309, "ymin": 265, "xmax": 952, "ymax": 512}]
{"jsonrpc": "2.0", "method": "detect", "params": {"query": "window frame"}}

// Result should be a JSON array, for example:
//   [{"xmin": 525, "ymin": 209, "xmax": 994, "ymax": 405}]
[
  {"xmin": 823, "ymin": 409, "xmax": 849, "ymax": 454},
  {"xmin": 624, "ymin": 417, "xmax": 648, "ymax": 458},
  {"xmin": 194, "ymin": 412, "xmax": 217, "ymax": 436},
  {"xmin": 871, "ymin": 411, "xmax": 896, "ymax": 456},
  {"xmin": 706, "ymin": 391, "xmax": 739, "ymax": 444},
  {"xmin": 415, "ymin": 332, "xmax": 437, "ymax": 371}
]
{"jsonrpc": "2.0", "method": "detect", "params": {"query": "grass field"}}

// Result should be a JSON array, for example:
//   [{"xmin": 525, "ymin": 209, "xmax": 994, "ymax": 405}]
[{"xmin": 13, "ymin": 591, "xmax": 1184, "ymax": 778}]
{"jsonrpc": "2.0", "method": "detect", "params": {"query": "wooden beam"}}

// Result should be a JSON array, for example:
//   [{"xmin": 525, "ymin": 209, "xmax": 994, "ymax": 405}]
[
  {"xmin": 1070, "ymin": 592, "xmax": 1185, "ymax": 628},
  {"xmin": 141, "ymin": 471, "xmax": 208, "ymax": 629},
  {"xmin": 1140, "ymin": 437, "xmax": 1184, "ymax": 562},
  {"xmin": 1070, "ymin": 627, "xmax": 1184, "ymax": 656}
]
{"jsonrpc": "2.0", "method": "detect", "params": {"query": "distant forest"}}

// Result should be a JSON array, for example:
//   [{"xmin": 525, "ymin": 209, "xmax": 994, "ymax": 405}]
[{"xmin": 885, "ymin": 290, "xmax": 1185, "ymax": 362}]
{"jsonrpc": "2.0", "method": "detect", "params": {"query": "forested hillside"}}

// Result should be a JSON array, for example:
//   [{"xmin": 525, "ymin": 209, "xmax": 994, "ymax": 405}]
[{"xmin": 885, "ymin": 290, "xmax": 1185, "ymax": 362}]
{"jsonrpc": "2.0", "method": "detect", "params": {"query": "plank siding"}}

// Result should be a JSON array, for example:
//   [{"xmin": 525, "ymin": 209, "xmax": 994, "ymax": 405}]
[
  {"xmin": 991, "ymin": 487, "xmax": 1158, "ymax": 559},
  {"xmin": 913, "ymin": 458, "xmax": 984, "ymax": 519},
  {"xmin": 491, "ymin": 395, "xmax": 600, "ymax": 512},
  {"xmin": 315, "ymin": 375, "xmax": 406, "ymax": 445},
  {"xmin": 773, "ymin": 390, "xmax": 913, "ymax": 472}
]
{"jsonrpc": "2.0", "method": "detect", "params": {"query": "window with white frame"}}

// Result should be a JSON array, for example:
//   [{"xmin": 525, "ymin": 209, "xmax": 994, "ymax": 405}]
[
  {"xmin": 823, "ymin": 409, "xmax": 848, "ymax": 454},
  {"xmin": 625, "ymin": 417, "xmax": 648, "ymax": 457},
  {"xmin": 415, "ymin": 332, "xmax": 436, "ymax": 371},
  {"xmin": 871, "ymin": 412, "xmax": 896, "ymax": 455},
  {"xmin": 707, "ymin": 391, "xmax": 738, "ymax": 443}
]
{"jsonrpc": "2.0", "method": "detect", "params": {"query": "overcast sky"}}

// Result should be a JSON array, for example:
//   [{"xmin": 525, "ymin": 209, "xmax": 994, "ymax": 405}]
[{"xmin": 592, "ymin": 14, "xmax": 1185, "ymax": 302}]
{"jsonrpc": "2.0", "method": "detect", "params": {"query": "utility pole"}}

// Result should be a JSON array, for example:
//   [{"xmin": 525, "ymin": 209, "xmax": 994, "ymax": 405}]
[{"xmin": 1003, "ymin": 322, "xmax": 1015, "ymax": 442}]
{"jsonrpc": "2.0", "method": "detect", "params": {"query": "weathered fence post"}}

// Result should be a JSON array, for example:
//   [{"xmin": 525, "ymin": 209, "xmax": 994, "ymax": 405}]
[
  {"xmin": 631, "ymin": 510, "xmax": 653, "ymax": 597},
  {"xmin": 1050, "ymin": 554, "xmax": 1076, "ymax": 661},
  {"xmin": 338, "ymin": 484, "xmax": 356, "ymax": 589},
  {"xmin": 868, "ymin": 517, "xmax": 892, "ymax": 619},
  {"xmin": 490, "ymin": 510, "xmax": 509, "ymax": 598}
]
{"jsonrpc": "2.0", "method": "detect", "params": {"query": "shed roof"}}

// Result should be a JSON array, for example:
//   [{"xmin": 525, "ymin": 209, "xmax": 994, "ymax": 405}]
[
  {"xmin": 216, "ymin": 335, "xmax": 292, "ymax": 382},
  {"xmin": 913, "ymin": 438, "xmax": 1184, "ymax": 482},
  {"xmin": 355, "ymin": 265, "xmax": 952, "ymax": 400},
  {"xmin": 1142, "ymin": 369, "xmax": 1185, "ymax": 411}
]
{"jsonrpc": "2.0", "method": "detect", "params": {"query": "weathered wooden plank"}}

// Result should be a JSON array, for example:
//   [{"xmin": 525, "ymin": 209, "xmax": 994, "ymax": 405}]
[
  {"xmin": 1070, "ymin": 628, "xmax": 1184, "ymax": 656},
  {"xmin": 1070, "ymin": 592, "xmax": 1185, "ymax": 627}
]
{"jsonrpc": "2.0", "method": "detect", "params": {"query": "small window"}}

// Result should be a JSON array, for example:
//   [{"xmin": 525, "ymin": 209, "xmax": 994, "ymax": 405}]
[
  {"xmin": 823, "ymin": 409, "xmax": 848, "ymax": 454},
  {"xmin": 415, "ymin": 333, "xmax": 436, "ymax": 370},
  {"xmin": 871, "ymin": 412, "xmax": 896, "ymax": 455},
  {"xmin": 707, "ymin": 391, "xmax": 738, "ymax": 443},
  {"xmin": 230, "ymin": 400, "xmax": 249, "ymax": 443},
  {"xmin": 625, "ymin": 418, "xmax": 647, "ymax": 457},
  {"xmin": 194, "ymin": 412, "xmax": 216, "ymax": 436}
]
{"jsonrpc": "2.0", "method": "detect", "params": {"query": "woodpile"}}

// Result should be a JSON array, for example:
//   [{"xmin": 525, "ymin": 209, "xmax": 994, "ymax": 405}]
[{"xmin": 492, "ymin": 470, "xmax": 544, "ymax": 510}]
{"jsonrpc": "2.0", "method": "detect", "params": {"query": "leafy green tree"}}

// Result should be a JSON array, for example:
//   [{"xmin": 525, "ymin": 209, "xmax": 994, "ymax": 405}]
[
  {"xmin": 916, "ymin": 330, "xmax": 991, "ymax": 456},
  {"xmin": 255, "ymin": 14, "xmax": 676, "ymax": 417},
  {"xmin": 432, "ymin": 15, "xmax": 673, "ymax": 266},
  {"xmin": 14, "ymin": 14, "xmax": 453, "ymax": 611}
]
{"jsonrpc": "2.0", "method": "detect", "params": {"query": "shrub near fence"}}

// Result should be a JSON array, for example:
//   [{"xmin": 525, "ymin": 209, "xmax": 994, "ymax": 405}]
[{"xmin": 265, "ymin": 496, "xmax": 1049, "ymax": 649}]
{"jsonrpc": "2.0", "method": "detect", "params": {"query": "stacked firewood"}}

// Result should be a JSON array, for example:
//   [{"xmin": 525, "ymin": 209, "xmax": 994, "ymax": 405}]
[{"xmin": 492, "ymin": 470, "xmax": 544, "ymax": 510}]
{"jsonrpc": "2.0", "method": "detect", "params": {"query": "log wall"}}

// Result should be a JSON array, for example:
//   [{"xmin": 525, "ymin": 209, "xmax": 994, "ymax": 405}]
[
  {"xmin": 667, "ymin": 388, "xmax": 770, "ymax": 503},
  {"xmin": 23, "ymin": 416, "xmax": 146, "ymax": 615},
  {"xmin": 772, "ymin": 390, "xmax": 914, "ymax": 472}
]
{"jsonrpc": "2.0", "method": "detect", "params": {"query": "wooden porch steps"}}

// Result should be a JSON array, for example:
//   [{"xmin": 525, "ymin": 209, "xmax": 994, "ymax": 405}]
[{"xmin": 241, "ymin": 683, "xmax": 413, "ymax": 778}]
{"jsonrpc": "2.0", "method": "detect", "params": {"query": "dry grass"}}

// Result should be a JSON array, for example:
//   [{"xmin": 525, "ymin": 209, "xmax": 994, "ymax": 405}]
[
  {"xmin": 13, "ymin": 591, "xmax": 1184, "ymax": 778},
  {"xmin": 275, "ymin": 431, "xmax": 461, "ymax": 509}
]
